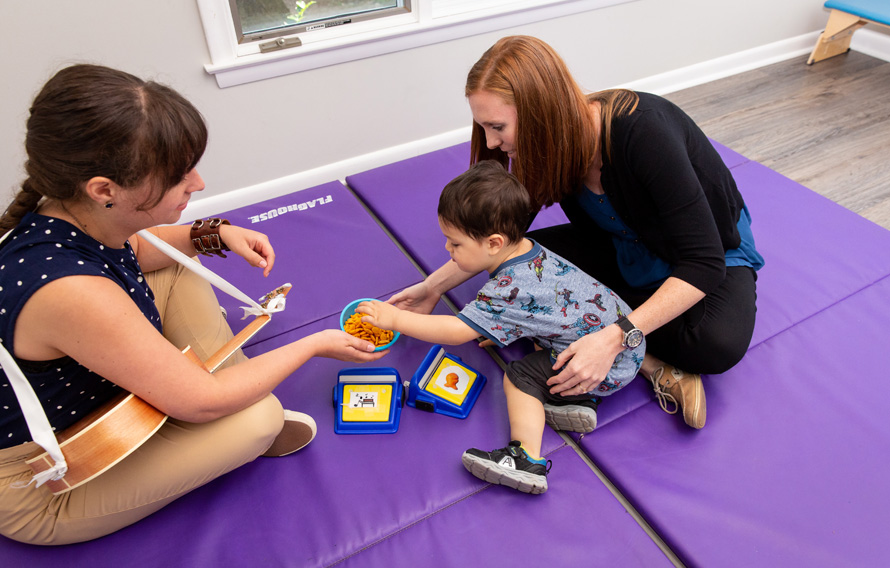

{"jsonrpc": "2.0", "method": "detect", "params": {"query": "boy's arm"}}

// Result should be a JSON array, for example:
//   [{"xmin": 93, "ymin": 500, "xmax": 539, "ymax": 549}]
[{"xmin": 356, "ymin": 300, "xmax": 480, "ymax": 346}]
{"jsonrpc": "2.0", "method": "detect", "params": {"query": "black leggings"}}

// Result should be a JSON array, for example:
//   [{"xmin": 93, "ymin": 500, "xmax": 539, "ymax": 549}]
[{"xmin": 529, "ymin": 223, "xmax": 758, "ymax": 375}]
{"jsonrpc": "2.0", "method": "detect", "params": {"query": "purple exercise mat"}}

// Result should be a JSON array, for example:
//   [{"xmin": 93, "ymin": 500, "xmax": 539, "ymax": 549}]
[
  {"xmin": 343, "ymin": 139, "xmax": 762, "ymax": 435},
  {"xmin": 6, "ymin": 140, "xmax": 887, "ymax": 567},
  {"xmin": 0, "ymin": 307, "xmax": 560, "ymax": 566},
  {"xmin": 337, "ymin": 444, "xmax": 673, "ymax": 568},
  {"xmin": 162, "ymin": 308, "xmax": 566, "ymax": 567},
  {"xmin": 734, "ymin": 160, "xmax": 890, "ymax": 348},
  {"xmin": 200, "ymin": 181, "xmax": 423, "ymax": 347},
  {"xmin": 579, "ymin": 275, "xmax": 890, "ymax": 567},
  {"xmin": 710, "ymin": 139, "xmax": 750, "ymax": 170},
  {"xmin": 345, "ymin": 142, "xmax": 570, "ymax": 310}
]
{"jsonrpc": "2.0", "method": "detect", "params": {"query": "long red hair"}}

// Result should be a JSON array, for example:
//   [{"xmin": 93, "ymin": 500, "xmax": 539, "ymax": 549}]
[
  {"xmin": 466, "ymin": 36, "xmax": 595, "ymax": 210},
  {"xmin": 466, "ymin": 36, "xmax": 639, "ymax": 210}
]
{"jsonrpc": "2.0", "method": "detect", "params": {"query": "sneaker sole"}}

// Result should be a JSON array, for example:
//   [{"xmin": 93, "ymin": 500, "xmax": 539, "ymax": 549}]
[
  {"xmin": 461, "ymin": 452, "xmax": 548, "ymax": 494},
  {"xmin": 543, "ymin": 403, "xmax": 597, "ymax": 433},
  {"xmin": 263, "ymin": 410, "xmax": 317, "ymax": 457},
  {"xmin": 682, "ymin": 374, "xmax": 706, "ymax": 429}
]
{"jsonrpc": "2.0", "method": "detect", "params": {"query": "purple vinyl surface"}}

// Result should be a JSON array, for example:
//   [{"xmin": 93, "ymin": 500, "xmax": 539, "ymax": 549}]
[
  {"xmin": 6, "ymin": 140, "xmax": 890, "ymax": 567},
  {"xmin": 200, "ymin": 181, "xmax": 423, "ymax": 347}
]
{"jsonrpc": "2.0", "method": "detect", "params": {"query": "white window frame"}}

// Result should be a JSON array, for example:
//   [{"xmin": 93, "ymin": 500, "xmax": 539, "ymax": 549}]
[{"xmin": 198, "ymin": 0, "xmax": 635, "ymax": 88}]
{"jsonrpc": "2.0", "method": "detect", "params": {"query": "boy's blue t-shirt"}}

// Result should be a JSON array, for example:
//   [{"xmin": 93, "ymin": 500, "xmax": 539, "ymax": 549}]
[{"xmin": 457, "ymin": 240, "xmax": 644, "ymax": 394}]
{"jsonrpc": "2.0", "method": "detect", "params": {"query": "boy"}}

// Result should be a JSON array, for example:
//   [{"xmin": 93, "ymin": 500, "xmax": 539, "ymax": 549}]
[{"xmin": 357, "ymin": 161, "xmax": 644, "ymax": 494}]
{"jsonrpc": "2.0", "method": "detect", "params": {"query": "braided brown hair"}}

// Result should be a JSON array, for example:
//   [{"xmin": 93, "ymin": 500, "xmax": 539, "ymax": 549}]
[{"xmin": 1, "ymin": 64, "xmax": 207, "ymax": 233}]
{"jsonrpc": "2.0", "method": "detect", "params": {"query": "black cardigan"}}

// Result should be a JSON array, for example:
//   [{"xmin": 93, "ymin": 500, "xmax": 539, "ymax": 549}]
[{"xmin": 559, "ymin": 92, "xmax": 744, "ymax": 295}]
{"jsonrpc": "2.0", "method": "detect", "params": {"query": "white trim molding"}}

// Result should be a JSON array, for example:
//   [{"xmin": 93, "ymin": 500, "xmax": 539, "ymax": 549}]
[
  {"xmin": 184, "ymin": 126, "xmax": 472, "ymax": 219},
  {"xmin": 184, "ymin": 29, "xmax": 890, "ymax": 219},
  {"xmin": 851, "ymin": 28, "xmax": 890, "ymax": 63}
]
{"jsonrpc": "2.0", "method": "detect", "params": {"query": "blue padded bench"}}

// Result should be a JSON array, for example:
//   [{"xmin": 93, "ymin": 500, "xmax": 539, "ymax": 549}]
[{"xmin": 808, "ymin": 0, "xmax": 890, "ymax": 64}]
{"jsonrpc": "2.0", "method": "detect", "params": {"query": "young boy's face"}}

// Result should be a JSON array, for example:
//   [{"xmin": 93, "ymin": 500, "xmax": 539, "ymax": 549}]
[{"xmin": 439, "ymin": 218, "xmax": 493, "ymax": 274}]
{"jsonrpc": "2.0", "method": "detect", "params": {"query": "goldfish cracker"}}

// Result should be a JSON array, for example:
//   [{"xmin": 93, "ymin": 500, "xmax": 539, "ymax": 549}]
[{"xmin": 343, "ymin": 313, "xmax": 394, "ymax": 347}]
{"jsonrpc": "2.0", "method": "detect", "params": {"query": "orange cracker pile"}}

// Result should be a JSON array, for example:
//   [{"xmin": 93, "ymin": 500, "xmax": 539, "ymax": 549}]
[{"xmin": 343, "ymin": 313, "xmax": 395, "ymax": 347}]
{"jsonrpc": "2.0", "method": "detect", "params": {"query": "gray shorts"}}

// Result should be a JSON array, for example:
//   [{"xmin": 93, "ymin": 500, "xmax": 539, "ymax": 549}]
[{"xmin": 506, "ymin": 349, "xmax": 602, "ymax": 405}]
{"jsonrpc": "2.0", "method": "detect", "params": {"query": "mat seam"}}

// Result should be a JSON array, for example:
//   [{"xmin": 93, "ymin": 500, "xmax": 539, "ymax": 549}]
[
  {"xmin": 323, "ymin": 439, "xmax": 571, "ymax": 567},
  {"xmin": 340, "ymin": 178, "xmax": 690, "ymax": 566},
  {"xmin": 573, "ymin": 272, "xmax": 890, "ymax": 567},
  {"xmin": 323, "ymin": 484, "xmax": 491, "ymax": 567}
]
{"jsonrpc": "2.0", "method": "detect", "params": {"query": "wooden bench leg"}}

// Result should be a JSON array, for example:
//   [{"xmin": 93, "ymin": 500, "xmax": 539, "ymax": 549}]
[{"xmin": 807, "ymin": 9, "xmax": 867, "ymax": 65}]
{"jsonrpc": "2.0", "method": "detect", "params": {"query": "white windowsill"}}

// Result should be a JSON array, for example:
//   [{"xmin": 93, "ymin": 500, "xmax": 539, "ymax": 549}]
[{"xmin": 198, "ymin": 0, "xmax": 634, "ymax": 88}]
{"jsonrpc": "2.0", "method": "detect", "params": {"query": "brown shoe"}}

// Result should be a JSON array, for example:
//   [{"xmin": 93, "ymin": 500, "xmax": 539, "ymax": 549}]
[
  {"xmin": 262, "ymin": 410, "xmax": 317, "ymax": 457},
  {"xmin": 647, "ymin": 365, "xmax": 706, "ymax": 429}
]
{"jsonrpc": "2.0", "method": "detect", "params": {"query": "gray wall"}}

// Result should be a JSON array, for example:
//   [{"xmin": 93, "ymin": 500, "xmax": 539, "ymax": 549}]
[{"xmin": 1, "ymin": 0, "xmax": 830, "ymax": 211}]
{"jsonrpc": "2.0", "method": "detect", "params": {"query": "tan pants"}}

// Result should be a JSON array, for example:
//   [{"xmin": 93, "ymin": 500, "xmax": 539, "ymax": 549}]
[{"xmin": 0, "ymin": 261, "xmax": 285, "ymax": 545}]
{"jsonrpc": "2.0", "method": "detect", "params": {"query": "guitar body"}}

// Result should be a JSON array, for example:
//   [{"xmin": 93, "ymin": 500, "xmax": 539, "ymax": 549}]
[
  {"xmin": 25, "ymin": 284, "xmax": 291, "ymax": 495},
  {"xmin": 26, "ymin": 393, "xmax": 168, "ymax": 494}
]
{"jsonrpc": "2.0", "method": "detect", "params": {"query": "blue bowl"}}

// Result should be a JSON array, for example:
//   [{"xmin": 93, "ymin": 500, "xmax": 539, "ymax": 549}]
[{"xmin": 340, "ymin": 298, "xmax": 400, "ymax": 352}]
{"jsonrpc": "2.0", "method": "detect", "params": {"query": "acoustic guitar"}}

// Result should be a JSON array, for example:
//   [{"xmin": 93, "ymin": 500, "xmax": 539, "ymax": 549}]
[{"xmin": 26, "ymin": 284, "xmax": 291, "ymax": 495}]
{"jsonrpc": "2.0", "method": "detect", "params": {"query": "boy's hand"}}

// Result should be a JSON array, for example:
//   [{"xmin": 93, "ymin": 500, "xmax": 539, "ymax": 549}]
[
  {"xmin": 387, "ymin": 281, "xmax": 438, "ymax": 314},
  {"xmin": 356, "ymin": 300, "xmax": 400, "ymax": 331}
]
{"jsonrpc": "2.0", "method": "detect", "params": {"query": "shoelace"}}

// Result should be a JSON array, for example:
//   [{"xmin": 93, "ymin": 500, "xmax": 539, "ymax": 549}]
[{"xmin": 648, "ymin": 366, "xmax": 679, "ymax": 415}]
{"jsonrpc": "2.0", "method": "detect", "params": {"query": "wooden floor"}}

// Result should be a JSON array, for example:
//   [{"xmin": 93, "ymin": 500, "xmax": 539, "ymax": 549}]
[{"xmin": 664, "ymin": 50, "xmax": 890, "ymax": 231}]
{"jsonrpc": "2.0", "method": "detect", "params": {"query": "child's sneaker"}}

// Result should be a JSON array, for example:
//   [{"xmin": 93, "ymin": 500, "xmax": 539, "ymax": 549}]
[
  {"xmin": 461, "ymin": 441, "xmax": 550, "ymax": 494},
  {"xmin": 543, "ymin": 397, "xmax": 599, "ymax": 433}
]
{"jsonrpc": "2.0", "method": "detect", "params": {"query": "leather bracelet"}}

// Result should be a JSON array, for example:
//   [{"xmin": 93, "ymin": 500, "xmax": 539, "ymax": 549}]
[{"xmin": 191, "ymin": 218, "xmax": 231, "ymax": 258}]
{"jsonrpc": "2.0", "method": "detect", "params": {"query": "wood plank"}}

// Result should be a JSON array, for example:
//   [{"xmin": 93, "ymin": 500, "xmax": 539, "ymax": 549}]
[{"xmin": 664, "ymin": 51, "xmax": 890, "ymax": 230}]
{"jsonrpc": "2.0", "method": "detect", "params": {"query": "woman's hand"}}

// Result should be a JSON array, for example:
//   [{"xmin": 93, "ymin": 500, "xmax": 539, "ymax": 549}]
[
  {"xmin": 387, "ymin": 281, "xmax": 439, "ymax": 314},
  {"xmin": 219, "ymin": 224, "xmax": 276, "ymax": 277},
  {"xmin": 547, "ymin": 325, "xmax": 624, "ymax": 396},
  {"xmin": 309, "ymin": 329, "xmax": 388, "ymax": 362}
]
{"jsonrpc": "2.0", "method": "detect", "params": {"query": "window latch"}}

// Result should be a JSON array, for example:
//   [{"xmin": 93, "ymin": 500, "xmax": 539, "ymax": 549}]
[{"xmin": 260, "ymin": 36, "xmax": 302, "ymax": 53}]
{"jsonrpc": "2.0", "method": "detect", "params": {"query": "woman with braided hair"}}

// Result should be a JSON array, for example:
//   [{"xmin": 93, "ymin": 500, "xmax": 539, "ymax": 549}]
[{"xmin": 0, "ymin": 64, "xmax": 385, "ymax": 545}]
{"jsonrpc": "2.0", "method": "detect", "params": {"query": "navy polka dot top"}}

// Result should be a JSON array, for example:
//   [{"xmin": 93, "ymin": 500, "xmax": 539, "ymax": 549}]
[{"xmin": 0, "ymin": 212, "xmax": 162, "ymax": 448}]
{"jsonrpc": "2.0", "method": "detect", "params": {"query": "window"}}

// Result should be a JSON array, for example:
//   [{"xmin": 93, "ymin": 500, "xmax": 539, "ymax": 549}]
[
  {"xmin": 198, "ymin": 0, "xmax": 635, "ymax": 87},
  {"xmin": 230, "ymin": 0, "xmax": 410, "ymax": 45}
]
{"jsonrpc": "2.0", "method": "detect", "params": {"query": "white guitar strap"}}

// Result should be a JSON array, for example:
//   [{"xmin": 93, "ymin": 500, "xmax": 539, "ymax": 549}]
[
  {"xmin": 0, "ymin": 343, "xmax": 69, "ymax": 487},
  {"xmin": 1, "ymin": 227, "xmax": 286, "ymax": 488},
  {"xmin": 135, "ymin": 230, "xmax": 286, "ymax": 318}
]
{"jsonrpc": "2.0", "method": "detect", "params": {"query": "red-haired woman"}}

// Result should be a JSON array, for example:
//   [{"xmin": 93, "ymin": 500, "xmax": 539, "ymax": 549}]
[{"xmin": 393, "ymin": 36, "xmax": 764, "ymax": 430}]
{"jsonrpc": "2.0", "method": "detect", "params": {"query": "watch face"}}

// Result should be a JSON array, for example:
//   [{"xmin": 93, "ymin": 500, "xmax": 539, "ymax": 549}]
[{"xmin": 625, "ymin": 329, "xmax": 644, "ymax": 349}]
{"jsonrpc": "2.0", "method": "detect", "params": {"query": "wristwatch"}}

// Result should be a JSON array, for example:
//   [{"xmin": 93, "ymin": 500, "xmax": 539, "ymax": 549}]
[{"xmin": 616, "ymin": 315, "xmax": 644, "ymax": 349}]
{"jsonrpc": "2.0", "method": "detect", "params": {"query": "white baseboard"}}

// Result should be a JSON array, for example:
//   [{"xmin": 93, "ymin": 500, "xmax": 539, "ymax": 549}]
[
  {"xmin": 184, "ymin": 28, "xmax": 890, "ymax": 219},
  {"xmin": 851, "ymin": 27, "xmax": 890, "ymax": 63},
  {"xmin": 184, "ymin": 126, "xmax": 472, "ymax": 219},
  {"xmin": 620, "ymin": 32, "xmax": 821, "ymax": 95}
]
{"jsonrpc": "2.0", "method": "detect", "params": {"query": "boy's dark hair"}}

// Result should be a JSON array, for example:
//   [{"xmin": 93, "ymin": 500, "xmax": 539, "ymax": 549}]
[{"xmin": 437, "ymin": 160, "xmax": 531, "ymax": 243}]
